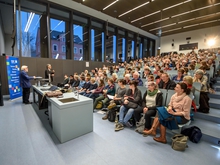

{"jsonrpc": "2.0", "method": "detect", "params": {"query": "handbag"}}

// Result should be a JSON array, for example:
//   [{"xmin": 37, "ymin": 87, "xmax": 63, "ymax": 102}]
[
  {"xmin": 157, "ymin": 106, "xmax": 181, "ymax": 130},
  {"xmin": 171, "ymin": 134, "xmax": 188, "ymax": 151},
  {"xmin": 45, "ymin": 90, "xmax": 63, "ymax": 97}
]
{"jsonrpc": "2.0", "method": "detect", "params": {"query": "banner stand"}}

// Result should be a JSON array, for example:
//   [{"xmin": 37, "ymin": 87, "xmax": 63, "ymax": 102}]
[{"xmin": 5, "ymin": 56, "xmax": 22, "ymax": 101}]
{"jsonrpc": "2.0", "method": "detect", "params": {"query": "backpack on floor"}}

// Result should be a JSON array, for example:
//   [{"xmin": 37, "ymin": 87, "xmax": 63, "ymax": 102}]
[
  {"xmin": 135, "ymin": 114, "xmax": 145, "ymax": 133},
  {"xmin": 181, "ymin": 126, "xmax": 202, "ymax": 143},
  {"xmin": 108, "ymin": 108, "xmax": 117, "ymax": 122}
]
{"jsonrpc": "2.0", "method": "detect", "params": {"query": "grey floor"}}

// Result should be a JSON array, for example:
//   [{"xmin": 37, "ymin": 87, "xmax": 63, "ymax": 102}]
[{"xmin": 0, "ymin": 97, "xmax": 220, "ymax": 165}]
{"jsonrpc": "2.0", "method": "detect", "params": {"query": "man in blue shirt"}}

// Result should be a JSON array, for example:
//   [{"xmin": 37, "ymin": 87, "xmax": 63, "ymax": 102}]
[{"xmin": 20, "ymin": 65, "xmax": 35, "ymax": 104}]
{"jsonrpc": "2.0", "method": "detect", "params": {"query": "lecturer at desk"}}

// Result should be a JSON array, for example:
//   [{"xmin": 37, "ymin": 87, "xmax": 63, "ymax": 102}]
[
  {"xmin": 45, "ymin": 64, "xmax": 55, "ymax": 82},
  {"xmin": 20, "ymin": 65, "xmax": 35, "ymax": 104}
]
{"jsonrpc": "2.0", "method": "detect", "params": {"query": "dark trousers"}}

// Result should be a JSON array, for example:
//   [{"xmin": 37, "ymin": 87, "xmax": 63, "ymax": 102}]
[
  {"xmin": 134, "ymin": 106, "xmax": 157, "ymax": 129},
  {"xmin": 22, "ymin": 88, "xmax": 30, "ymax": 103}
]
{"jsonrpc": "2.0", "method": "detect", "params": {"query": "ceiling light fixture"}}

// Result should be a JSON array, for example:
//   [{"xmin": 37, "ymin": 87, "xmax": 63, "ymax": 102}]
[
  {"xmin": 171, "ymin": 2, "xmax": 220, "ymax": 18},
  {"xmin": 157, "ymin": 27, "xmax": 182, "ymax": 34},
  {"xmin": 119, "ymin": 1, "xmax": 150, "ymax": 17},
  {"xmin": 162, "ymin": 0, "xmax": 192, "ymax": 11},
  {"xmin": 207, "ymin": 39, "xmax": 215, "ymax": 46},
  {"xmin": 172, "ymin": 11, "xmax": 190, "ymax": 18},
  {"xmin": 178, "ymin": 18, "xmax": 195, "ymax": 24},
  {"xmin": 131, "ymin": 10, "xmax": 160, "ymax": 23},
  {"xmin": 183, "ymin": 24, "xmax": 200, "ymax": 28},
  {"xmin": 183, "ymin": 19, "xmax": 220, "ymax": 28},
  {"xmin": 141, "ymin": 17, "xmax": 169, "ymax": 27},
  {"xmin": 199, "ymin": 19, "xmax": 218, "ymax": 25},
  {"xmin": 149, "ymin": 23, "xmax": 176, "ymax": 31},
  {"xmin": 178, "ymin": 12, "xmax": 220, "ymax": 24},
  {"xmin": 103, "ymin": 0, "xmax": 119, "ymax": 11},
  {"xmin": 24, "ymin": 12, "xmax": 35, "ymax": 32}
]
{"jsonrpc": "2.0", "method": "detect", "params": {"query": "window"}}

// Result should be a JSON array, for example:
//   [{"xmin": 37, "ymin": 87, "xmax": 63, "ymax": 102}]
[
  {"xmin": 53, "ymin": 44, "xmax": 58, "ymax": 51},
  {"xmin": 62, "ymin": 46, "xmax": 66, "ymax": 52},
  {"xmin": 62, "ymin": 37, "xmax": 65, "ymax": 42},
  {"xmin": 50, "ymin": 18, "xmax": 66, "ymax": 59},
  {"xmin": 79, "ymin": 48, "xmax": 83, "ymax": 54},
  {"xmin": 73, "ymin": 24, "xmax": 84, "ymax": 61},
  {"xmin": 74, "ymin": 47, "xmax": 77, "ymax": 53}
]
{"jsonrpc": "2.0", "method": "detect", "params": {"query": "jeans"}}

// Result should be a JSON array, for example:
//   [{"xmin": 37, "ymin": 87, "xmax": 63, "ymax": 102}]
[
  {"xmin": 83, "ymin": 92, "xmax": 91, "ymax": 97},
  {"xmin": 79, "ymin": 90, "xmax": 87, "ymax": 95},
  {"xmin": 119, "ymin": 105, "xmax": 134, "ymax": 124}
]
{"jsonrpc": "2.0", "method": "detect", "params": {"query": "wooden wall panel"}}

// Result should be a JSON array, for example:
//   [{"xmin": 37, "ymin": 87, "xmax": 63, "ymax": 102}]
[
  {"xmin": 20, "ymin": 57, "xmax": 37, "ymax": 78},
  {"xmin": 1, "ymin": 55, "xmax": 114, "ymax": 95},
  {"xmin": 50, "ymin": 59, "xmax": 63, "ymax": 85},
  {"xmin": 62, "ymin": 59, "xmax": 74, "ymax": 76}
]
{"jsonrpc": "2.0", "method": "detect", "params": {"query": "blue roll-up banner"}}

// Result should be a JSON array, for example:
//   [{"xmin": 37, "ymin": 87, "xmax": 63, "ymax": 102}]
[{"xmin": 6, "ymin": 56, "xmax": 22, "ymax": 100}]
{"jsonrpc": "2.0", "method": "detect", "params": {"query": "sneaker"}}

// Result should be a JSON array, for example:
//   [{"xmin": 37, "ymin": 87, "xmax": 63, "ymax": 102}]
[
  {"xmin": 125, "ymin": 121, "xmax": 133, "ymax": 128},
  {"xmin": 102, "ymin": 114, "xmax": 108, "ymax": 120},
  {"xmin": 115, "ymin": 123, "xmax": 124, "ymax": 131}
]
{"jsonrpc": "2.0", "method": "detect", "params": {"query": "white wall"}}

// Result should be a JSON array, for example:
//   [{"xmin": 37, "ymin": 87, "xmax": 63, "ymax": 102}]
[
  {"xmin": 160, "ymin": 25, "xmax": 220, "ymax": 54},
  {"xmin": 0, "ymin": 10, "xmax": 5, "ymax": 55}
]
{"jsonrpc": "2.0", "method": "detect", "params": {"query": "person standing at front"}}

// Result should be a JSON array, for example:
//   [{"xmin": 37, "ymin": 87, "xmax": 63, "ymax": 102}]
[{"xmin": 20, "ymin": 65, "xmax": 35, "ymax": 104}]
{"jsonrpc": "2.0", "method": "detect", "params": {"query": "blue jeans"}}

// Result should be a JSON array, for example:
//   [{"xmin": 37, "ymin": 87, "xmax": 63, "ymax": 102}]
[{"xmin": 119, "ymin": 105, "xmax": 134, "ymax": 124}]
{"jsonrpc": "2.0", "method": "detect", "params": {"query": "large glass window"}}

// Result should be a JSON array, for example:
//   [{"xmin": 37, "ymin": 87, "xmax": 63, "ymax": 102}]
[
  {"xmin": 137, "ymin": 37, "xmax": 143, "ymax": 59},
  {"xmin": 50, "ymin": 18, "xmax": 66, "ymax": 59},
  {"xmin": 118, "ymin": 29, "xmax": 126, "ymax": 62},
  {"xmin": 17, "ymin": 11, "xmax": 41, "ymax": 57},
  {"xmin": 143, "ymin": 39, "xmax": 148, "ymax": 58},
  {"xmin": 16, "ymin": 1, "xmax": 46, "ymax": 57},
  {"xmin": 91, "ymin": 29, "xmax": 104, "ymax": 62},
  {"xmin": 106, "ymin": 26, "xmax": 116, "ymax": 63},
  {"xmin": 73, "ymin": 24, "xmax": 84, "ymax": 60},
  {"xmin": 127, "ymin": 40, "xmax": 134, "ymax": 60},
  {"xmin": 118, "ymin": 37, "xmax": 126, "ymax": 62}
]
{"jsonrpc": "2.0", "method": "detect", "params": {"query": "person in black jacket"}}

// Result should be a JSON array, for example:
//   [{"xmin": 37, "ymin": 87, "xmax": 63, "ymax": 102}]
[
  {"xmin": 45, "ymin": 64, "xmax": 55, "ymax": 82},
  {"xmin": 158, "ymin": 73, "xmax": 176, "ymax": 90},
  {"xmin": 72, "ymin": 75, "xmax": 80, "ymax": 88},
  {"xmin": 115, "ymin": 80, "xmax": 142, "ymax": 131},
  {"xmin": 134, "ymin": 82, "xmax": 162, "ymax": 132}
]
